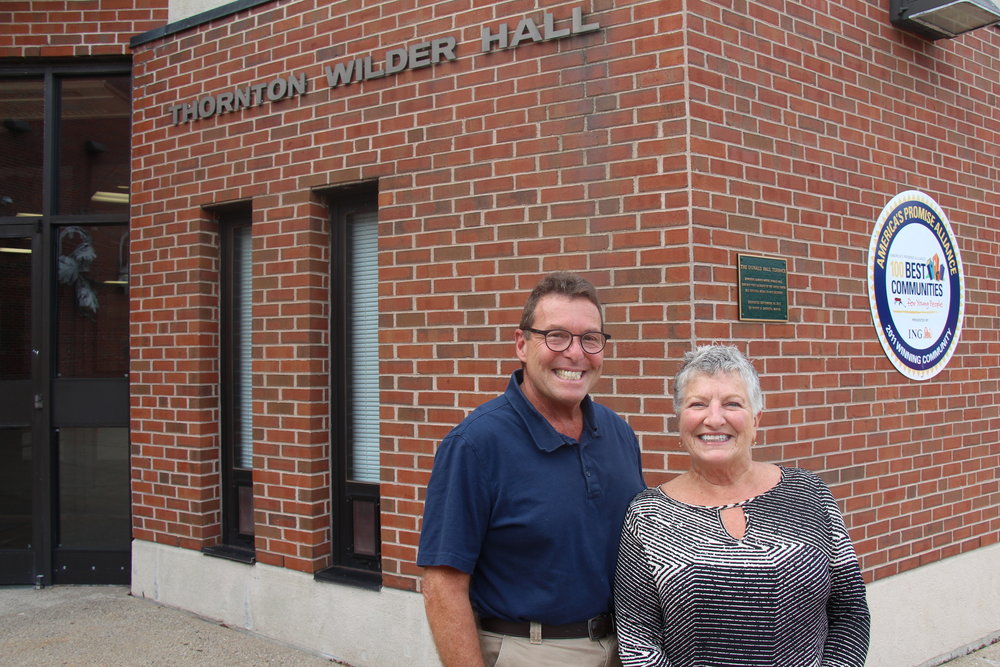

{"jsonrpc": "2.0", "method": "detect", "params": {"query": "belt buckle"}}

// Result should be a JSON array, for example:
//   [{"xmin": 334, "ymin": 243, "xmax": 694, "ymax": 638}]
[{"xmin": 587, "ymin": 613, "xmax": 609, "ymax": 641}]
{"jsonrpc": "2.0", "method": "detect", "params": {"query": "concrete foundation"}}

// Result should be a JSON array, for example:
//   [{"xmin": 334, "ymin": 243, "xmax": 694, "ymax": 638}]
[
  {"xmin": 133, "ymin": 539, "xmax": 1000, "ymax": 666},
  {"xmin": 131, "ymin": 540, "xmax": 437, "ymax": 666}
]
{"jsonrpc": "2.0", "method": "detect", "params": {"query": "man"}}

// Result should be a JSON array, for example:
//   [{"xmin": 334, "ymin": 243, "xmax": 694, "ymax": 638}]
[{"xmin": 418, "ymin": 272, "xmax": 646, "ymax": 666}]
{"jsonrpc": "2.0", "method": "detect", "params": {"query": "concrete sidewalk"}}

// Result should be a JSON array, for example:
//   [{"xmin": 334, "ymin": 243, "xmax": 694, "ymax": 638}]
[
  {"xmin": 0, "ymin": 585, "xmax": 339, "ymax": 666},
  {"xmin": 0, "ymin": 584, "xmax": 998, "ymax": 666},
  {"xmin": 938, "ymin": 640, "xmax": 1000, "ymax": 667}
]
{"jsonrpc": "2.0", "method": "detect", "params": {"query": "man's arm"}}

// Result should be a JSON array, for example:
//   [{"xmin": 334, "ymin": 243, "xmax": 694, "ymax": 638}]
[{"xmin": 422, "ymin": 565, "xmax": 485, "ymax": 667}]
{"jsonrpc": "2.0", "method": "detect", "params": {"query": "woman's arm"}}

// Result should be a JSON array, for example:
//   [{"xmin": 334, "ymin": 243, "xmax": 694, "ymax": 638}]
[
  {"xmin": 614, "ymin": 507, "xmax": 673, "ymax": 667},
  {"xmin": 820, "ymin": 487, "xmax": 871, "ymax": 667}
]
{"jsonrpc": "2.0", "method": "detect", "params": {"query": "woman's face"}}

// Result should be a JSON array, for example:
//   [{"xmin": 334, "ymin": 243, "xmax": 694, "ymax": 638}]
[{"xmin": 678, "ymin": 371, "xmax": 760, "ymax": 470}]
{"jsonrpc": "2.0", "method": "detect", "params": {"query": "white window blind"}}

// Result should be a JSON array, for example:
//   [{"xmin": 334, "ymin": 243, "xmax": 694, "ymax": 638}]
[
  {"xmin": 235, "ymin": 224, "xmax": 253, "ymax": 469},
  {"xmin": 349, "ymin": 211, "xmax": 379, "ymax": 482}
]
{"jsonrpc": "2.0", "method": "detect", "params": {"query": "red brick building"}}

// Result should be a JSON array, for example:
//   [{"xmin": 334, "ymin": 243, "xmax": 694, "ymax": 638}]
[{"xmin": 2, "ymin": 0, "xmax": 999, "ymax": 665}]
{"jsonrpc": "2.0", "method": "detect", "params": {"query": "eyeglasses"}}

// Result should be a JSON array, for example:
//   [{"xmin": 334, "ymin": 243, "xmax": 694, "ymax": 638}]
[{"xmin": 523, "ymin": 327, "xmax": 611, "ymax": 354}]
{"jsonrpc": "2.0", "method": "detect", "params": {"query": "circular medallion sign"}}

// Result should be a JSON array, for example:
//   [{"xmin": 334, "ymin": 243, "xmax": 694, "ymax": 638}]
[{"xmin": 868, "ymin": 191, "xmax": 964, "ymax": 380}]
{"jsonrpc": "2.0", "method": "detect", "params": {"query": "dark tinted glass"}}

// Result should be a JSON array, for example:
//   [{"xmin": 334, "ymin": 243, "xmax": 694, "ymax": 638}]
[
  {"xmin": 0, "ymin": 79, "xmax": 44, "ymax": 217},
  {"xmin": 56, "ymin": 224, "xmax": 129, "ymax": 378},
  {"xmin": 57, "ymin": 427, "xmax": 130, "ymax": 550},
  {"xmin": 58, "ymin": 76, "xmax": 131, "ymax": 215}
]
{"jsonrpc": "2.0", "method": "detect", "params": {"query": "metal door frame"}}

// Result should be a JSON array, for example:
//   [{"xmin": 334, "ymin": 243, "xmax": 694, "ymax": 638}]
[{"xmin": 1, "ymin": 60, "xmax": 131, "ymax": 585}]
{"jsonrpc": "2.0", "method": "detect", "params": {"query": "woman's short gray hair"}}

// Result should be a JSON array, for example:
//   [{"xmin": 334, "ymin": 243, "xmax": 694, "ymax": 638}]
[{"xmin": 672, "ymin": 344, "xmax": 763, "ymax": 415}]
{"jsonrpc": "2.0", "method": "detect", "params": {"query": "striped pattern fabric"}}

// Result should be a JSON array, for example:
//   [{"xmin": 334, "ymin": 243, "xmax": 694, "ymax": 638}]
[{"xmin": 614, "ymin": 467, "xmax": 870, "ymax": 666}]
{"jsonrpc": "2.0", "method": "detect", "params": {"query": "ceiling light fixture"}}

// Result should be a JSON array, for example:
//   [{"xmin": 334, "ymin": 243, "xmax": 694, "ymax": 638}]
[{"xmin": 91, "ymin": 191, "xmax": 130, "ymax": 204}]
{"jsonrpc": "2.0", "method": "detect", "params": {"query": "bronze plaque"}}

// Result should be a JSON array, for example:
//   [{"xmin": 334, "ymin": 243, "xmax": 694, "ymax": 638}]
[{"xmin": 738, "ymin": 254, "xmax": 788, "ymax": 322}]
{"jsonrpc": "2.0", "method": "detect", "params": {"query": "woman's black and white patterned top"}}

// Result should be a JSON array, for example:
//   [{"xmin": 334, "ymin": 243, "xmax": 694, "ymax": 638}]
[{"xmin": 614, "ymin": 467, "xmax": 870, "ymax": 667}]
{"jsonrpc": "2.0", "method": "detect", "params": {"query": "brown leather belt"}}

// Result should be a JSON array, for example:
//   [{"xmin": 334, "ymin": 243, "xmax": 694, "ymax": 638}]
[{"xmin": 479, "ymin": 613, "xmax": 613, "ymax": 640}]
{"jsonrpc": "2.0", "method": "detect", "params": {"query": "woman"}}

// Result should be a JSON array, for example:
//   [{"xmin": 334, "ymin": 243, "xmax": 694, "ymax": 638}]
[{"xmin": 614, "ymin": 345, "xmax": 870, "ymax": 666}]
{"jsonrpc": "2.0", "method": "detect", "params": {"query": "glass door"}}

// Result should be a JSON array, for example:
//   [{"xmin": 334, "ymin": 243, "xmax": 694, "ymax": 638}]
[
  {"xmin": 51, "ymin": 223, "xmax": 130, "ymax": 583},
  {"xmin": 2, "ymin": 65, "xmax": 132, "ymax": 586},
  {"xmin": 0, "ymin": 226, "xmax": 40, "ymax": 584},
  {"xmin": 0, "ymin": 222, "xmax": 130, "ymax": 585}
]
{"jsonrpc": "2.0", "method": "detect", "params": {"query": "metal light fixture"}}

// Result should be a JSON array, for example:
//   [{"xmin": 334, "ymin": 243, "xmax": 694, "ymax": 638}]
[
  {"xmin": 103, "ymin": 232, "xmax": 129, "ymax": 287},
  {"xmin": 84, "ymin": 140, "xmax": 107, "ymax": 155},
  {"xmin": 2, "ymin": 118, "xmax": 30, "ymax": 133},
  {"xmin": 891, "ymin": 0, "xmax": 1000, "ymax": 39}
]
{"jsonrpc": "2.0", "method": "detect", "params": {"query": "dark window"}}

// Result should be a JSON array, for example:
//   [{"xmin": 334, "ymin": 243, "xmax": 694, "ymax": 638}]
[
  {"xmin": 57, "ymin": 76, "xmax": 132, "ymax": 216},
  {"xmin": 0, "ymin": 78, "xmax": 44, "ymax": 217},
  {"xmin": 205, "ymin": 203, "xmax": 255, "ymax": 562},
  {"xmin": 1, "ymin": 71, "xmax": 130, "ymax": 219},
  {"xmin": 316, "ymin": 183, "xmax": 381, "ymax": 588},
  {"xmin": 57, "ymin": 427, "xmax": 130, "ymax": 550},
  {"xmin": 0, "ymin": 236, "xmax": 33, "ymax": 552},
  {"xmin": 55, "ymin": 224, "xmax": 129, "ymax": 378}
]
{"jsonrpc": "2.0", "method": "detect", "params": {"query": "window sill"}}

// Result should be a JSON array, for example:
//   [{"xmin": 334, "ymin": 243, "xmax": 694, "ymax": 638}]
[
  {"xmin": 315, "ymin": 565, "xmax": 381, "ymax": 591},
  {"xmin": 202, "ymin": 544, "xmax": 256, "ymax": 564}
]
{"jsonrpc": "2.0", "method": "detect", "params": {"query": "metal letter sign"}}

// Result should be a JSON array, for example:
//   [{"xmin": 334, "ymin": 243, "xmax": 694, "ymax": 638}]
[
  {"xmin": 168, "ymin": 7, "xmax": 601, "ymax": 125},
  {"xmin": 868, "ymin": 191, "xmax": 964, "ymax": 380}
]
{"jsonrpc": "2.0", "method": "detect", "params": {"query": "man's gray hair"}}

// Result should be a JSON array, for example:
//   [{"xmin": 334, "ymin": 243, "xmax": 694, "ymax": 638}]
[{"xmin": 672, "ymin": 344, "xmax": 764, "ymax": 415}]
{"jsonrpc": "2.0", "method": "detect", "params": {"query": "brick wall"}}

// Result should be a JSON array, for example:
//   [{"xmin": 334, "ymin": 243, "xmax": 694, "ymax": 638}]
[
  {"xmin": 682, "ymin": 0, "xmax": 1000, "ymax": 581},
  {"xmin": 0, "ymin": 0, "xmax": 167, "ymax": 58},
  {"xmin": 128, "ymin": 0, "xmax": 1000, "ymax": 592}
]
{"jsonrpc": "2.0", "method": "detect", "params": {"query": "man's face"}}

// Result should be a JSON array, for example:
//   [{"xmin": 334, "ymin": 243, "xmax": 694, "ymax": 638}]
[{"xmin": 515, "ymin": 295, "xmax": 604, "ymax": 415}]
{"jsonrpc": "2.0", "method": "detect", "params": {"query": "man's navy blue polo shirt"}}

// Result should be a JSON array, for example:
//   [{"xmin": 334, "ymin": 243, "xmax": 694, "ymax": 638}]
[{"xmin": 417, "ymin": 370, "xmax": 645, "ymax": 625}]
